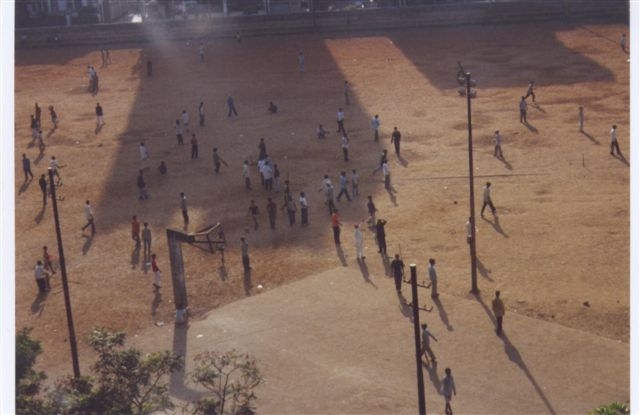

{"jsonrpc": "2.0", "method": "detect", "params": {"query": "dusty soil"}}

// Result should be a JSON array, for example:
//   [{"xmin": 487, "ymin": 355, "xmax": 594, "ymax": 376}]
[{"xmin": 15, "ymin": 21, "xmax": 629, "ymax": 380}]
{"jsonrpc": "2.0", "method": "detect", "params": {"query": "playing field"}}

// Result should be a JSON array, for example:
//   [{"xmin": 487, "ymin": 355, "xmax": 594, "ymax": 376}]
[{"xmin": 15, "ymin": 19, "xmax": 629, "ymax": 392}]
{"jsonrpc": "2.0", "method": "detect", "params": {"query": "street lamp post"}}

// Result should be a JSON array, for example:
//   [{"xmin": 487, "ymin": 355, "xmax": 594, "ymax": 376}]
[
  {"xmin": 465, "ymin": 72, "xmax": 479, "ymax": 294},
  {"xmin": 48, "ymin": 168, "xmax": 81, "ymax": 378},
  {"xmin": 409, "ymin": 264, "xmax": 426, "ymax": 415}
]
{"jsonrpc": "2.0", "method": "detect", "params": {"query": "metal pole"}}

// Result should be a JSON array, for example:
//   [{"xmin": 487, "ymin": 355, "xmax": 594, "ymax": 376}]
[
  {"xmin": 410, "ymin": 264, "xmax": 426, "ymax": 415},
  {"xmin": 466, "ymin": 73, "xmax": 479, "ymax": 294},
  {"xmin": 48, "ymin": 168, "xmax": 81, "ymax": 378}
]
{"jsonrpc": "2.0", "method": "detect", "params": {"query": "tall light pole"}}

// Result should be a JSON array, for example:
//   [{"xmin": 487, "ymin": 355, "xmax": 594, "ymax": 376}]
[
  {"xmin": 48, "ymin": 168, "xmax": 81, "ymax": 378},
  {"xmin": 409, "ymin": 264, "xmax": 426, "ymax": 415},
  {"xmin": 466, "ymin": 72, "xmax": 479, "ymax": 294}
]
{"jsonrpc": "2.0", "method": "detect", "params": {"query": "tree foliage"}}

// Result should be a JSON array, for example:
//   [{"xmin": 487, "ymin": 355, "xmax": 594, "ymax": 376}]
[
  {"xmin": 15, "ymin": 328, "xmax": 54, "ymax": 414},
  {"xmin": 588, "ymin": 402, "xmax": 630, "ymax": 415}
]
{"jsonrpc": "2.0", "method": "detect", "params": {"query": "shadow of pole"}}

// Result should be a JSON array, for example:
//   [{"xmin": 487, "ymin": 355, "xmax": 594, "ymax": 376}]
[
  {"xmin": 580, "ymin": 131, "xmax": 600, "ymax": 145},
  {"xmin": 170, "ymin": 323, "xmax": 206, "ymax": 402},
  {"xmin": 243, "ymin": 269, "xmax": 252, "ymax": 296},
  {"xmin": 476, "ymin": 257, "xmax": 494, "ymax": 282}
]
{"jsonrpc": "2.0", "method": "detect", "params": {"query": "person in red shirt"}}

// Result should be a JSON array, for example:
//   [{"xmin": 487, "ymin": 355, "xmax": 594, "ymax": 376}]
[
  {"xmin": 331, "ymin": 209, "xmax": 342, "ymax": 245},
  {"xmin": 43, "ymin": 245, "xmax": 56, "ymax": 274},
  {"xmin": 131, "ymin": 216, "xmax": 141, "ymax": 248},
  {"xmin": 151, "ymin": 254, "xmax": 161, "ymax": 290}
]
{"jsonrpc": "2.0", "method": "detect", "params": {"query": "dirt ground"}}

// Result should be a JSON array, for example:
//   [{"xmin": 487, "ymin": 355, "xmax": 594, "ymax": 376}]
[{"xmin": 15, "ymin": 20, "xmax": 629, "ymax": 384}]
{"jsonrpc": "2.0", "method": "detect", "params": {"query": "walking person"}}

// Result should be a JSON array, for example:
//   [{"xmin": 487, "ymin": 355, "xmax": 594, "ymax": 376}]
[
  {"xmin": 336, "ymin": 171, "xmax": 352, "ymax": 202},
  {"xmin": 354, "ymin": 223, "xmax": 365, "ymax": 261},
  {"xmin": 262, "ymin": 162, "xmax": 273, "ymax": 192},
  {"xmin": 49, "ymin": 156, "xmax": 63, "ymax": 185},
  {"xmin": 519, "ymin": 96, "xmax": 528, "ymax": 123},
  {"xmin": 151, "ymin": 254, "xmax": 162, "ymax": 290},
  {"xmin": 620, "ymin": 33, "xmax": 626, "ymax": 52},
  {"xmin": 351, "ymin": 169, "xmax": 359, "ymax": 197},
  {"xmin": 428, "ymin": 258, "xmax": 439, "ymax": 299},
  {"xmin": 268, "ymin": 101, "xmax": 278, "ymax": 114},
  {"xmin": 610, "ymin": 124, "xmax": 622, "ymax": 156},
  {"xmin": 391, "ymin": 127, "xmax": 402, "ymax": 156},
  {"xmin": 39, "ymin": 174, "xmax": 48, "ymax": 205},
  {"xmin": 49, "ymin": 105, "xmax": 58, "ymax": 129},
  {"xmin": 367, "ymin": 195, "xmax": 377, "ymax": 228},
  {"xmin": 336, "ymin": 108, "xmax": 346, "ymax": 134},
  {"xmin": 142, "ymin": 222, "xmax": 152, "ymax": 259},
  {"xmin": 299, "ymin": 191, "xmax": 309, "ymax": 226},
  {"xmin": 375, "ymin": 219, "xmax": 387, "ymax": 255},
  {"xmin": 492, "ymin": 290, "xmax": 505, "ymax": 335},
  {"xmin": 212, "ymin": 148, "xmax": 228, "ymax": 174},
  {"xmin": 137, "ymin": 170, "xmax": 149, "ymax": 200},
  {"xmin": 344, "ymin": 80, "xmax": 351, "ymax": 105},
  {"xmin": 373, "ymin": 150, "xmax": 388, "ymax": 174},
  {"xmin": 22, "ymin": 154, "xmax": 34, "ymax": 181},
  {"xmin": 43, "ymin": 246, "xmax": 56, "ymax": 275},
  {"xmin": 139, "ymin": 142, "xmax": 149, "ymax": 161},
  {"xmin": 371, "ymin": 114, "xmax": 380, "ymax": 141},
  {"xmin": 131, "ymin": 215, "xmax": 141, "ymax": 248},
  {"xmin": 248, "ymin": 200, "xmax": 259, "ymax": 230},
  {"xmin": 382, "ymin": 160, "xmax": 391, "ymax": 190},
  {"xmin": 493, "ymin": 130, "xmax": 504, "ymax": 158},
  {"xmin": 442, "ymin": 368, "xmax": 457, "ymax": 415},
  {"xmin": 34, "ymin": 261, "xmax": 49, "ymax": 293},
  {"xmin": 243, "ymin": 160, "xmax": 252, "ymax": 190},
  {"xmin": 286, "ymin": 197, "xmax": 297, "ymax": 226},
  {"xmin": 524, "ymin": 80, "xmax": 535, "ymax": 102},
  {"xmin": 198, "ymin": 101, "xmax": 205, "ymax": 126},
  {"xmin": 180, "ymin": 193, "xmax": 189, "ymax": 226},
  {"xmin": 273, "ymin": 164, "xmax": 281, "ymax": 192},
  {"xmin": 331, "ymin": 209, "xmax": 342, "ymax": 245},
  {"xmin": 258, "ymin": 138, "xmax": 267, "ymax": 160},
  {"xmin": 35, "ymin": 103, "xmax": 42, "ymax": 128},
  {"xmin": 341, "ymin": 134, "xmax": 350, "ymax": 162},
  {"xmin": 266, "ymin": 197, "xmax": 277, "ymax": 229},
  {"xmin": 481, "ymin": 182, "xmax": 497, "ymax": 218},
  {"xmin": 390, "ymin": 254, "xmax": 404, "ymax": 293},
  {"xmin": 298, "ymin": 52, "xmax": 305, "ymax": 72},
  {"xmin": 181, "ymin": 110, "xmax": 190, "ymax": 133},
  {"xmin": 578, "ymin": 106, "xmax": 584, "ymax": 132},
  {"xmin": 159, "ymin": 161, "xmax": 168, "ymax": 175},
  {"xmin": 95, "ymin": 102, "xmax": 104, "ymax": 128},
  {"xmin": 317, "ymin": 124, "xmax": 328, "ymax": 139},
  {"xmin": 241, "ymin": 237, "xmax": 251, "ymax": 272},
  {"xmin": 227, "ymin": 95, "xmax": 238, "ymax": 117},
  {"xmin": 175, "ymin": 119, "xmax": 184, "ymax": 145},
  {"xmin": 190, "ymin": 134, "xmax": 199, "ymax": 159},
  {"xmin": 321, "ymin": 175, "xmax": 336, "ymax": 215},
  {"xmin": 81, "ymin": 200, "xmax": 96, "ymax": 234},
  {"xmin": 421, "ymin": 323, "xmax": 438, "ymax": 363}
]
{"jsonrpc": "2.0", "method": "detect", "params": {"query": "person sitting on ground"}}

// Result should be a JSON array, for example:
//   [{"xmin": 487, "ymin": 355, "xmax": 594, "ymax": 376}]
[
  {"xmin": 159, "ymin": 161, "xmax": 167, "ymax": 175},
  {"xmin": 268, "ymin": 101, "xmax": 278, "ymax": 114},
  {"xmin": 317, "ymin": 124, "xmax": 328, "ymax": 139}
]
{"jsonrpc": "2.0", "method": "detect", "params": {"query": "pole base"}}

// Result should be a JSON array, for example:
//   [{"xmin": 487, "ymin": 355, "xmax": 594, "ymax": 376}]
[{"xmin": 175, "ymin": 308, "xmax": 188, "ymax": 324}]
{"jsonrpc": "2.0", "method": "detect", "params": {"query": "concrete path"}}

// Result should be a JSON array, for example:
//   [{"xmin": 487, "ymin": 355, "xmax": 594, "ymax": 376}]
[{"xmin": 134, "ymin": 266, "xmax": 628, "ymax": 414}]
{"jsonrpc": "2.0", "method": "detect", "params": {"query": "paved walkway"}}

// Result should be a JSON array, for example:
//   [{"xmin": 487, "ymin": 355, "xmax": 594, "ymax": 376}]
[{"xmin": 134, "ymin": 266, "xmax": 628, "ymax": 414}]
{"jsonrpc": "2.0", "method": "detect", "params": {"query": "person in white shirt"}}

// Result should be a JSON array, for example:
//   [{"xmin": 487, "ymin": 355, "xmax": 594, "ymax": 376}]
[
  {"xmin": 139, "ymin": 142, "xmax": 149, "ymax": 161},
  {"xmin": 299, "ymin": 191, "xmax": 309, "ymax": 225},
  {"xmin": 610, "ymin": 124, "xmax": 622, "ymax": 156},
  {"xmin": 337, "ymin": 171, "xmax": 351, "ymax": 202},
  {"xmin": 35, "ymin": 261, "xmax": 49, "ymax": 293},
  {"xmin": 466, "ymin": 217, "xmax": 477, "ymax": 245},
  {"xmin": 262, "ymin": 163, "xmax": 273, "ymax": 191},
  {"xmin": 493, "ymin": 130, "xmax": 503, "ymax": 159},
  {"xmin": 175, "ymin": 119, "xmax": 183, "ymax": 144},
  {"xmin": 354, "ymin": 223, "xmax": 365, "ymax": 261},
  {"xmin": 321, "ymin": 175, "xmax": 335, "ymax": 215},
  {"xmin": 428, "ymin": 258, "xmax": 438, "ymax": 299},
  {"xmin": 382, "ymin": 161, "xmax": 390, "ymax": 190},
  {"xmin": 341, "ymin": 134, "xmax": 349, "ymax": 162},
  {"xmin": 82, "ymin": 200, "xmax": 96, "ymax": 234},
  {"xmin": 242, "ymin": 160, "xmax": 251, "ymax": 190},
  {"xmin": 181, "ymin": 110, "xmax": 190, "ymax": 132},
  {"xmin": 49, "ymin": 156, "xmax": 63, "ymax": 185},
  {"xmin": 371, "ymin": 114, "xmax": 380, "ymax": 141},
  {"xmin": 481, "ymin": 182, "xmax": 497, "ymax": 218},
  {"xmin": 337, "ymin": 108, "xmax": 346, "ymax": 134},
  {"xmin": 519, "ymin": 97, "xmax": 528, "ymax": 123},
  {"xmin": 524, "ymin": 80, "xmax": 535, "ymax": 102}
]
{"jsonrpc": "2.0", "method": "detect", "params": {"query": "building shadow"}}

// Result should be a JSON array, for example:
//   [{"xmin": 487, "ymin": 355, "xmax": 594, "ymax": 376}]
[
  {"xmin": 82, "ymin": 233, "xmax": 94, "ymax": 255},
  {"xmin": 424, "ymin": 360, "xmax": 442, "ymax": 396},
  {"xmin": 580, "ymin": 131, "xmax": 600, "ymax": 145},
  {"xmin": 170, "ymin": 323, "xmax": 206, "ymax": 402},
  {"xmin": 335, "ymin": 244, "xmax": 347, "ymax": 266},
  {"xmin": 476, "ymin": 257, "xmax": 494, "ymax": 282},
  {"xmin": 151, "ymin": 290, "xmax": 162, "ymax": 317},
  {"xmin": 357, "ymin": 258, "xmax": 377, "ymax": 289},
  {"xmin": 523, "ymin": 121, "xmax": 539, "ymax": 134},
  {"xmin": 481, "ymin": 215, "xmax": 508, "ymax": 238},
  {"xmin": 31, "ymin": 291, "xmax": 48, "ymax": 316},
  {"xmin": 131, "ymin": 246, "xmax": 141, "ymax": 269},
  {"xmin": 433, "ymin": 297, "xmax": 453, "ymax": 331},
  {"xmin": 243, "ymin": 269, "xmax": 252, "ymax": 296}
]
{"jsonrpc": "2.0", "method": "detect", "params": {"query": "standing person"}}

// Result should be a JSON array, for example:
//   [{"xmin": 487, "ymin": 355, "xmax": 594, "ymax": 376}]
[
  {"xmin": 428, "ymin": 258, "xmax": 439, "ymax": 299},
  {"xmin": 273, "ymin": 164, "xmax": 281, "ymax": 192},
  {"xmin": 35, "ymin": 103, "xmax": 42, "ymax": 128},
  {"xmin": 198, "ymin": 101, "xmax": 205, "ymax": 126},
  {"xmin": 49, "ymin": 156, "xmax": 63, "ymax": 185},
  {"xmin": 298, "ymin": 52, "xmax": 305, "ymax": 72},
  {"xmin": 286, "ymin": 197, "xmax": 297, "ymax": 226},
  {"xmin": 242, "ymin": 160, "xmax": 252, "ymax": 190},
  {"xmin": 137, "ymin": 170, "xmax": 149, "ymax": 200},
  {"xmin": 181, "ymin": 110, "xmax": 190, "ymax": 133},
  {"xmin": 34, "ymin": 261, "xmax": 49, "ymax": 293},
  {"xmin": 341, "ymin": 134, "xmax": 350, "ymax": 162},
  {"xmin": 351, "ymin": 169, "xmax": 359, "ymax": 197},
  {"xmin": 190, "ymin": 134, "xmax": 199, "ymax": 159},
  {"xmin": 371, "ymin": 114, "xmax": 380, "ymax": 141},
  {"xmin": 519, "ymin": 96, "xmax": 528, "ymax": 123},
  {"xmin": 142, "ymin": 222, "xmax": 152, "ymax": 259},
  {"xmin": 480, "ymin": 182, "xmax": 497, "ymax": 218},
  {"xmin": 373, "ymin": 149, "xmax": 388, "ymax": 174},
  {"xmin": 248, "ymin": 200, "xmax": 259, "ymax": 230},
  {"xmin": 344, "ymin": 80, "xmax": 351, "ymax": 105},
  {"xmin": 139, "ymin": 142, "xmax": 149, "ymax": 161},
  {"xmin": 147, "ymin": 59, "xmax": 153, "ymax": 77},
  {"xmin": 151, "ymin": 254, "xmax": 161, "ymax": 290},
  {"xmin": 258, "ymin": 138, "xmax": 267, "ymax": 160},
  {"xmin": 375, "ymin": 219, "xmax": 387, "ymax": 255},
  {"xmin": 199, "ymin": 41, "xmax": 205, "ymax": 63},
  {"xmin": 317, "ymin": 124, "xmax": 328, "ymax": 139},
  {"xmin": 578, "ymin": 106, "xmax": 584, "ymax": 132},
  {"xmin": 390, "ymin": 127, "xmax": 402, "ymax": 157},
  {"xmin": 175, "ymin": 119, "xmax": 184, "ymax": 145},
  {"xmin": 240, "ymin": 237, "xmax": 252, "ymax": 272},
  {"xmin": 87, "ymin": 66, "xmax": 94, "ymax": 92},
  {"xmin": 336, "ymin": 108, "xmax": 346, "ymax": 134},
  {"xmin": 180, "ymin": 193, "xmax": 189, "ymax": 226},
  {"xmin": 38, "ymin": 174, "xmax": 48, "ymax": 205},
  {"xmin": 266, "ymin": 197, "xmax": 277, "ymax": 229},
  {"xmin": 227, "ymin": 95, "xmax": 238, "ymax": 117},
  {"xmin": 620, "ymin": 33, "xmax": 626, "ymax": 52},
  {"xmin": 442, "ymin": 368, "xmax": 457, "ymax": 415},
  {"xmin": 131, "ymin": 215, "xmax": 141, "ymax": 248},
  {"xmin": 43, "ymin": 246, "xmax": 56, "ymax": 274},
  {"xmin": 336, "ymin": 171, "xmax": 352, "ymax": 202},
  {"xmin": 390, "ymin": 254, "xmax": 404, "ymax": 293},
  {"xmin": 212, "ymin": 148, "xmax": 228, "ymax": 174},
  {"xmin": 421, "ymin": 323, "xmax": 438, "ymax": 363},
  {"xmin": 49, "ymin": 105, "xmax": 58, "ymax": 129},
  {"xmin": 82, "ymin": 200, "xmax": 96, "ymax": 234},
  {"xmin": 493, "ymin": 130, "xmax": 503, "ymax": 159},
  {"xmin": 367, "ymin": 195, "xmax": 377, "ymax": 228},
  {"xmin": 382, "ymin": 160, "xmax": 391, "ymax": 190},
  {"xmin": 159, "ymin": 161, "xmax": 168, "ymax": 175},
  {"xmin": 492, "ymin": 290, "xmax": 505, "ymax": 335},
  {"xmin": 30, "ymin": 114, "xmax": 38, "ymax": 141},
  {"xmin": 524, "ymin": 80, "xmax": 535, "ymax": 102},
  {"xmin": 268, "ymin": 101, "xmax": 278, "ymax": 114},
  {"xmin": 331, "ymin": 209, "xmax": 342, "ymax": 245},
  {"xmin": 610, "ymin": 124, "xmax": 622, "ymax": 156},
  {"xmin": 321, "ymin": 175, "xmax": 335, "ymax": 215},
  {"xmin": 22, "ymin": 154, "xmax": 34, "ymax": 181},
  {"xmin": 262, "ymin": 162, "xmax": 273, "ymax": 191},
  {"xmin": 354, "ymin": 223, "xmax": 365, "ymax": 261},
  {"xmin": 105, "ymin": 48, "xmax": 111, "ymax": 64},
  {"xmin": 95, "ymin": 102, "xmax": 104, "ymax": 128},
  {"xmin": 299, "ymin": 191, "xmax": 309, "ymax": 226}
]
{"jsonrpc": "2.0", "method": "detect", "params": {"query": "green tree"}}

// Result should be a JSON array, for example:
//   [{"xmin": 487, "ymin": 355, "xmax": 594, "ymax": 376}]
[
  {"xmin": 588, "ymin": 402, "xmax": 630, "ymax": 415},
  {"xmin": 15, "ymin": 328, "xmax": 54, "ymax": 415},
  {"xmin": 190, "ymin": 350, "xmax": 263, "ymax": 415}
]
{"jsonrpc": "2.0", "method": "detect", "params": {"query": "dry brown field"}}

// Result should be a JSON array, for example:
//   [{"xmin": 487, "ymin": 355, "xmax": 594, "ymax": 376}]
[{"xmin": 15, "ymin": 21, "xmax": 629, "ymax": 383}]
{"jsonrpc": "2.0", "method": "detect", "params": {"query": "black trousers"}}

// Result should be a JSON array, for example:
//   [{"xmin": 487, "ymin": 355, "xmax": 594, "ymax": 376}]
[
  {"xmin": 481, "ymin": 200, "xmax": 496, "ymax": 216},
  {"xmin": 394, "ymin": 274, "xmax": 402, "ymax": 292},
  {"xmin": 611, "ymin": 140, "xmax": 622, "ymax": 156},
  {"xmin": 301, "ymin": 207, "xmax": 308, "ymax": 225},
  {"xmin": 337, "ymin": 188, "xmax": 351, "ymax": 202},
  {"xmin": 182, "ymin": 209, "xmax": 189, "ymax": 225},
  {"xmin": 333, "ymin": 226, "xmax": 340, "ymax": 244},
  {"xmin": 191, "ymin": 145, "xmax": 198, "ymax": 159},
  {"xmin": 337, "ymin": 120, "xmax": 345, "ymax": 134}
]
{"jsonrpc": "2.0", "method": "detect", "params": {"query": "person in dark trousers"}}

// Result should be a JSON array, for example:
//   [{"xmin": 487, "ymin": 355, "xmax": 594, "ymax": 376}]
[
  {"xmin": 22, "ymin": 154, "xmax": 34, "ymax": 181},
  {"xmin": 147, "ymin": 59, "xmax": 153, "ymax": 77},
  {"xmin": 372, "ymin": 149, "xmax": 388, "ymax": 174},
  {"xmin": 198, "ymin": 101, "xmax": 205, "ymax": 126},
  {"xmin": 258, "ymin": 138, "xmax": 267, "ymax": 160},
  {"xmin": 268, "ymin": 101, "xmax": 278, "ymax": 114},
  {"xmin": 524, "ymin": 80, "xmax": 535, "ymax": 102},
  {"xmin": 375, "ymin": 219, "xmax": 387, "ymax": 255},
  {"xmin": 286, "ymin": 197, "xmax": 297, "ymax": 226},
  {"xmin": 421, "ymin": 323, "xmax": 438, "ymax": 364},
  {"xmin": 390, "ymin": 254, "xmax": 404, "ymax": 293},
  {"xmin": 391, "ymin": 127, "xmax": 402, "ymax": 156},
  {"xmin": 428, "ymin": 258, "xmax": 439, "ymax": 298},
  {"xmin": 82, "ymin": 200, "xmax": 96, "ymax": 234},
  {"xmin": 492, "ymin": 290, "xmax": 505, "ymax": 335},
  {"xmin": 180, "ymin": 193, "xmax": 189, "ymax": 226},
  {"xmin": 35, "ymin": 103, "xmax": 42, "ymax": 127},
  {"xmin": 95, "ymin": 102, "xmax": 104, "ymax": 128},
  {"xmin": 35, "ymin": 261, "xmax": 49, "ymax": 293},
  {"xmin": 336, "ymin": 108, "xmax": 346, "ymax": 134},
  {"xmin": 481, "ymin": 182, "xmax": 497, "ymax": 218},
  {"xmin": 248, "ymin": 200, "xmax": 259, "ymax": 230},
  {"xmin": 266, "ymin": 197, "xmax": 277, "ymax": 229},
  {"xmin": 299, "ymin": 192, "xmax": 309, "ymax": 226},
  {"xmin": 131, "ymin": 216, "xmax": 141, "ymax": 248},
  {"xmin": 336, "ymin": 171, "xmax": 351, "ymax": 202},
  {"xmin": 142, "ymin": 222, "xmax": 152, "ymax": 260},
  {"xmin": 519, "ymin": 96, "xmax": 528, "ymax": 123},
  {"xmin": 241, "ymin": 237, "xmax": 251, "ymax": 272},
  {"xmin": 137, "ymin": 170, "xmax": 149, "ymax": 200},
  {"xmin": 367, "ymin": 195, "xmax": 377, "ymax": 228},
  {"xmin": 331, "ymin": 209, "xmax": 342, "ymax": 245},
  {"xmin": 212, "ymin": 148, "xmax": 228, "ymax": 174},
  {"xmin": 190, "ymin": 134, "xmax": 199, "ymax": 159},
  {"xmin": 610, "ymin": 125, "xmax": 622, "ymax": 157},
  {"xmin": 159, "ymin": 161, "xmax": 167, "ymax": 175},
  {"xmin": 442, "ymin": 368, "xmax": 457, "ymax": 415},
  {"xmin": 38, "ymin": 174, "xmax": 48, "ymax": 205},
  {"xmin": 227, "ymin": 95, "xmax": 238, "ymax": 117}
]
